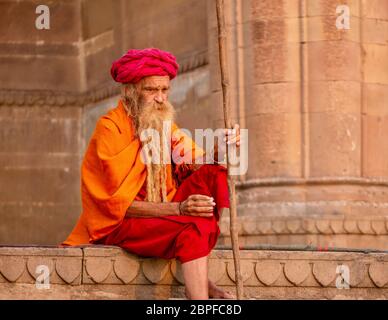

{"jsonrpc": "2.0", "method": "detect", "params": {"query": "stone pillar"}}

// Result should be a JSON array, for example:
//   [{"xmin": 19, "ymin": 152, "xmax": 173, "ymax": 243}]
[{"xmin": 208, "ymin": 0, "xmax": 388, "ymax": 249}]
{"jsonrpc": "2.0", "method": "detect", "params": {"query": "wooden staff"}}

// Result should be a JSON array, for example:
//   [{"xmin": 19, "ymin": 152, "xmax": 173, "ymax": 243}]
[{"xmin": 215, "ymin": 0, "xmax": 244, "ymax": 299}]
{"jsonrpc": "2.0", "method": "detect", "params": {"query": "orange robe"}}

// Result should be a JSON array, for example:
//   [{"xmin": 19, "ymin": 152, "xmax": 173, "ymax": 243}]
[{"xmin": 62, "ymin": 100, "xmax": 204, "ymax": 246}]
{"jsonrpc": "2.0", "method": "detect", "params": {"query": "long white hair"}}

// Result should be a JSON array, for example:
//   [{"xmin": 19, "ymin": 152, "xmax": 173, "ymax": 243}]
[{"xmin": 121, "ymin": 83, "xmax": 175, "ymax": 202}]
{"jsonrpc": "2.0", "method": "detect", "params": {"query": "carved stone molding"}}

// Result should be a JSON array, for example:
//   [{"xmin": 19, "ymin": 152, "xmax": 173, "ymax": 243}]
[
  {"xmin": 177, "ymin": 50, "xmax": 208, "ymax": 74},
  {"xmin": 219, "ymin": 215, "xmax": 388, "ymax": 236},
  {"xmin": 0, "ymin": 246, "xmax": 386, "ymax": 295},
  {"xmin": 0, "ymin": 84, "xmax": 120, "ymax": 107},
  {"xmin": 236, "ymin": 177, "xmax": 388, "ymax": 189},
  {"xmin": 0, "ymin": 51, "xmax": 208, "ymax": 108},
  {"xmin": 0, "ymin": 247, "xmax": 83, "ymax": 285}
]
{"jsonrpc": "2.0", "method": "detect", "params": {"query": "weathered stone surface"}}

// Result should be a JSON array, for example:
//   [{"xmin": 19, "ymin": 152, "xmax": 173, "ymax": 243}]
[
  {"xmin": 330, "ymin": 220, "xmax": 345, "ymax": 234},
  {"xmin": 0, "ymin": 247, "xmax": 387, "ymax": 299},
  {"xmin": 113, "ymin": 254, "xmax": 140, "ymax": 285},
  {"xmin": 306, "ymin": 16, "xmax": 360, "ymax": 42},
  {"xmin": 312, "ymin": 261, "xmax": 337, "ymax": 287},
  {"xmin": 363, "ymin": 0, "xmax": 388, "ymax": 20},
  {"xmin": 0, "ymin": 257, "xmax": 25, "ymax": 282},
  {"xmin": 362, "ymin": 18, "xmax": 388, "ymax": 45},
  {"xmin": 363, "ymin": 44, "xmax": 388, "ymax": 84},
  {"xmin": 0, "ymin": 0, "xmax": 81, "ymax": 43},
  {"xmin": 255, "ymin": 261, "xmax": 282, "ymax": 286},
  {"xmin": 85, "ymin": 258, "xmax": 112, "ymax": 284},
  {"xmin": 27, "ymin": 257, "xmax": 54, "ymax": 280},
  {"xmin": 245, "ymin": 113, "xmax": 302, "ymax": 179},
  {"xmin": 309, "ymin": 113, "xmax": 361, "ymax": 177},
  {"xmin": 363, "ymin": 115, "xmax": 388, "ymax": 177},
  {"xmin": 169, "ymin": 260, "xmax": 184, "ymax": 285},
  {"xmin": 208, "ymin": 259, "xmax": 225, "ymax": 284},
  {"xmin": 81, "ymin": 0, "xmax": 114, "ymax": 40},
  {"xmin": 348, "ymin": 261, "xmax": 368, "ymax": 287},
  {"xmin": 371, "ymin": 220, "xmax": 386, "ymax": 235},
  {"xmin": 242, "ymin": 216, "xmax": 257, "ymax": 235},
  {"xmin": 0, "ymin": 56, "xmax": 83, "ymax": 92},
  {"xmin": 142, "ymin": 259, "xmax": 170, "ymax": 284},
  {"xmin": 308, "ymin": 41, "xmax": 361, "ymax": 82},
  {"xmin": 0, "ymin": 203, "xmax": 82, "ymax": 245},
  {"xmin": 308, "ymin": 81, "xmax": 361, "ymax": 114},
  {"xmin": 219, "ymin": 214, "xmax": 388, "ymax": 250},
  {"xmin": 227, "ymin": 260, "xmax": 255, "ymax": 283},
  {"xmin": 369, "ymin": 263, "xmax": 388, "ymax": 288},
  {"xmin": 56, "ymin": 257, "xmax": 82, "ymax": 285},
  {"xmin": 126, "ymin": 0, "xmax": 208, "ymax": 63},
  {"xmin": 272, "ymin": 220, "xmax": 287, "ymax": 234},
  {"xmin": 303, "ymin": 219, "xmax": 318, "ymax": 234},
  {"xmin": 316, "ymin": 220, "xmax": 332, "ymax": 234},
  {"xmin": 284, "ymin": 261, "xmax": 310, "ymax": 285},
  {"xmin": 363, "ymin": 84, "xmax": 388, "ymax": 116},
  {"xmin": 357, "ymin": 220, "xmax": 374, "ymax": 235},
  {"xmin": 344, "ymin": 220, "xmax": 360, "ymax": 234},
  {"xmin": 287, "ymin": 219, "xmax": 303, "ymax": 234},
  {"xmin": 256, "ymin": 220, "xmax": 273, "ymax": 235}
]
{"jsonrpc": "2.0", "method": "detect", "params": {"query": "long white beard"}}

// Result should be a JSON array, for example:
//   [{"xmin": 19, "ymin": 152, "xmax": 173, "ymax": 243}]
[{"xmin": 137, "ymin": 101, "xmax": 175, "ymax": 203}]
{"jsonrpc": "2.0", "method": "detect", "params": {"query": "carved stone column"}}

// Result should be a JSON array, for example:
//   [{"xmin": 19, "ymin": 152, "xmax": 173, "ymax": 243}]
[{"xmin": 209, "ymin": 0, "xmax": 388, "ymax": 249}]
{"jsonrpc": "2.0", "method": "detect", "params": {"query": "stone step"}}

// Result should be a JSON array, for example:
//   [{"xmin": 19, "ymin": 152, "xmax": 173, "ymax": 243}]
[{"xmin": 0, "ymin": 245, "xmax": 387, "ymax": 299}]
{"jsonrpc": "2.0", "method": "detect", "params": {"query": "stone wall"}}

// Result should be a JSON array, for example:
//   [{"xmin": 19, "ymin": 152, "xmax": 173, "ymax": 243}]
[{"xmin": 0, "ymin": 246, "xmax": 387, "ymax": 299}]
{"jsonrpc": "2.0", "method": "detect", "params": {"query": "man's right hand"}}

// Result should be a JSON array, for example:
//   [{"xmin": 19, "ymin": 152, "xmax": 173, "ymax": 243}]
[{"xmin": 179, "ymin": 194, "xmax": 215, "ymax": 217}]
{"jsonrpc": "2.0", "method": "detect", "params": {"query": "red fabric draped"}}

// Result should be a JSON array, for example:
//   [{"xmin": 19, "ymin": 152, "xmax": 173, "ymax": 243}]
[{"xmin": 95, "ymin": 164, "xmax": 229, "ymax": 263}]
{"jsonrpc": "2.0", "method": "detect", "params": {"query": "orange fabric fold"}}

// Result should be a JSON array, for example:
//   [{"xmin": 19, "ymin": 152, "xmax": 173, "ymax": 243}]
[{"xmin": 62, "ymin": 100, "xmax": 204, "ymax": 246}]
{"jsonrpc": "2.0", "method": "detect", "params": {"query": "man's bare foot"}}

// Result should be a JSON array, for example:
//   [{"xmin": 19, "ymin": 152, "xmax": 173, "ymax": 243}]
[{"xmin": 208, "ymin": 280, "xmax": 235, "ymax": 299}]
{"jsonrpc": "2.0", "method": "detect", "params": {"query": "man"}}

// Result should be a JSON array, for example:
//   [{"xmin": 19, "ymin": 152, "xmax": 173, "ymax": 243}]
[{"xmin": 62, "ymin": 48, "xmax": 241, "ymax": 300}]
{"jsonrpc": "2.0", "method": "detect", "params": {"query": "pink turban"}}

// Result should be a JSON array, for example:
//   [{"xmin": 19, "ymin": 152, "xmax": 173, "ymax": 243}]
[{"xmin": 110, "ymin": 48, "xmax": 179, "ymax": 84}]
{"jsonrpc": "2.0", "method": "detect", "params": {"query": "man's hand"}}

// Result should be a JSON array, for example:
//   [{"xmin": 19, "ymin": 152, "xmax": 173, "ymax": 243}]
[
  {"xmin": 180, "ymin": 194, "xmax": 215, "ymax": 217},
  {"xmin": 212, "ymin": 124, "xmax": 241, "ymax": 167},
  {"xmin": 224, "ymin": 124, "xmax": 241, "ymax": 147}
]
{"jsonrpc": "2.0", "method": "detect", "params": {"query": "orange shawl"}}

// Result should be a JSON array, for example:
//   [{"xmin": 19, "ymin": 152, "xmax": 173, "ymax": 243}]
[{"xmin": 62, "ymin": 100, "xmax": 204, "ymax": 246}]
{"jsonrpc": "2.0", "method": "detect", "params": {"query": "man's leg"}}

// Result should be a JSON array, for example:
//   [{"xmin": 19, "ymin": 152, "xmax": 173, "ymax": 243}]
[
  {"xmin": 181, "ymin": 255, "xmax": 209, "ymax": 299},
  {"xmin": 173, "ymin": 166, "xmax": 232, "ymax": 299},
  {"xmin": 206, "ymin": 255, "xmax": 236, "ymax": 299}
]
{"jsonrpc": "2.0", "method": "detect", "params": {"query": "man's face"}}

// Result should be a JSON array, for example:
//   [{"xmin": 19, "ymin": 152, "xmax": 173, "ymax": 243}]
[{"xmin": 136, "ymin": 75, "xmax": 170, "ymax": 108}]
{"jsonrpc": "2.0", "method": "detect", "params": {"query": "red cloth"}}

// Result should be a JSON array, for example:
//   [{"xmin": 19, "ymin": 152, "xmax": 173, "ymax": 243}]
[
  {"xmin": 95, "ymin": 164, "xmax": 229, "ymax": 263},
  {"xmin": 111, "ymin": 48, "xmax": 179, "ymax": 84}
]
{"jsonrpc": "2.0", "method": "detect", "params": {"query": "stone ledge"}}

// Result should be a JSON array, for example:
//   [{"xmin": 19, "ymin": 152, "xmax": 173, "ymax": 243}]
[{"xmin": 0, "ymin": 245, "xmax": 387, "ymax": 299}]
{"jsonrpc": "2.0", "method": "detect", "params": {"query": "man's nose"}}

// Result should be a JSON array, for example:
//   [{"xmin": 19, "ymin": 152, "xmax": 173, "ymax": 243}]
[{"xmin": 154, "ymin": 92, "xmax": 164, "ymax": 103}]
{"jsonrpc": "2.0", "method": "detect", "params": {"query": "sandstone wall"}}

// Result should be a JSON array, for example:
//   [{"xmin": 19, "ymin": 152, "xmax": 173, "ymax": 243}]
[{"xmin": 0, "ymin": 0, "xmax": 210, "ymax": 244}]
